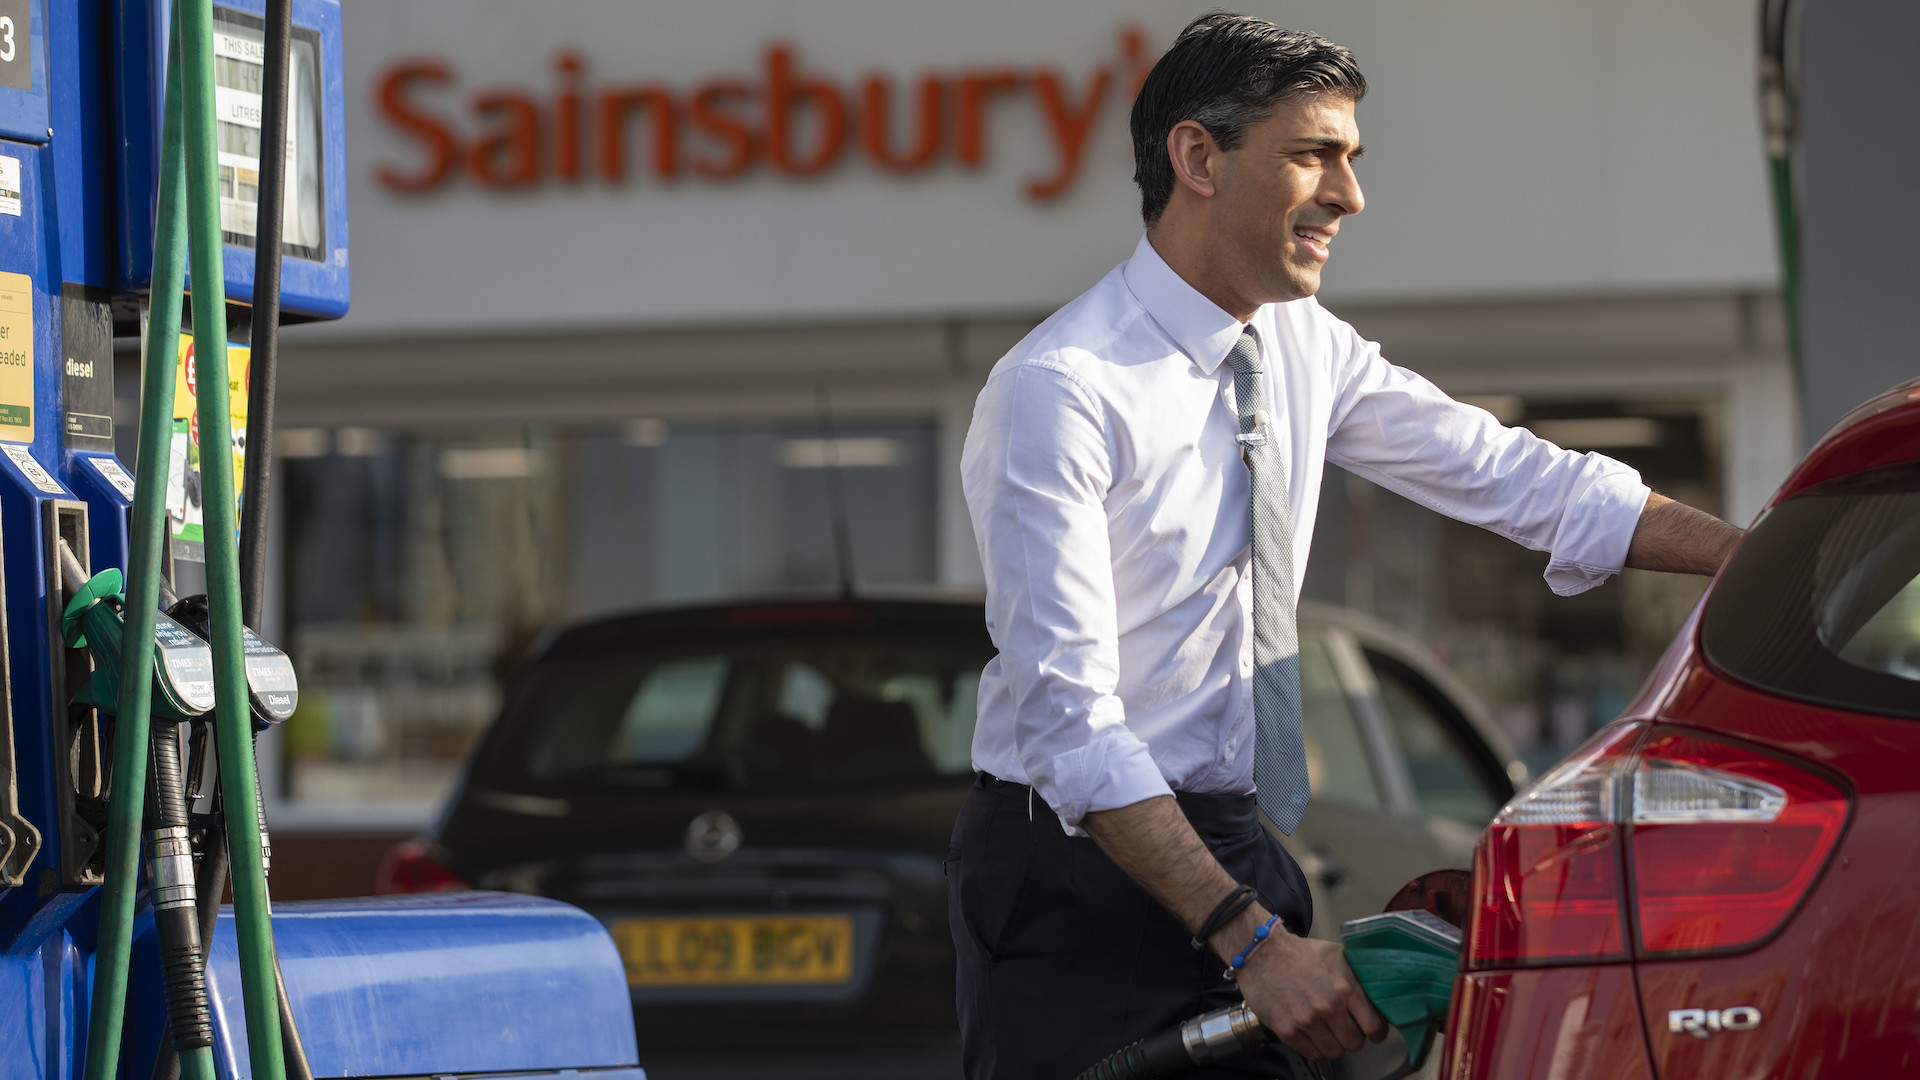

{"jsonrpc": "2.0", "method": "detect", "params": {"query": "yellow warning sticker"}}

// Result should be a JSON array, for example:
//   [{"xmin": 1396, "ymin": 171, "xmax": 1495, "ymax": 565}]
[{"xmin": 0, "ymin": 271, "xmax": 32, "ymax": 442}]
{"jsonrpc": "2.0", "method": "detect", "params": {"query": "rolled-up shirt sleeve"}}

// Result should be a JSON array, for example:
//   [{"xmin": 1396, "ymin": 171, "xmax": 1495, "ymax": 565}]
[
  {"xmin": 962, "ymin": 360, "xmax": 1172, "ymax": 832},
  {"xmin": 1325, "ymin": 332, "xmax": 1651, "ymax": 596}
]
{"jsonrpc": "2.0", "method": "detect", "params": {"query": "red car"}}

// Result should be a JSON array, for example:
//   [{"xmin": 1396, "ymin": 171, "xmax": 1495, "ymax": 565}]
[{"xmin": 1445, "ymin": 378, "xmax": 1920, "ymax": 1079}]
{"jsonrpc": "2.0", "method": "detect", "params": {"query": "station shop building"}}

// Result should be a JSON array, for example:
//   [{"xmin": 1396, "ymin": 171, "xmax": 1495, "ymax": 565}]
[{"xmin": 159, "ymin": 0, "xmax": 1796, "ymax": 834}]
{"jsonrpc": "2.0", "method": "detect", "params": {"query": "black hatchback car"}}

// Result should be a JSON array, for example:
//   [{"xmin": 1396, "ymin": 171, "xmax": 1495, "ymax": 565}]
[
  {"xmin": 396, "ymin": 599, "xmax": 993, "ymax": 1059},
  {"xmin": 383, "ymin": 596, "xmax": 1523, "ymax": 1074}
]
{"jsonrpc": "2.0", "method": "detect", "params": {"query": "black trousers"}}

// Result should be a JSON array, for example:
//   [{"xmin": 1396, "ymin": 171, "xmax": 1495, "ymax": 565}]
[{"xmin": 948, "ymin": 773, "xmax": 1314, "ymax": 1080}]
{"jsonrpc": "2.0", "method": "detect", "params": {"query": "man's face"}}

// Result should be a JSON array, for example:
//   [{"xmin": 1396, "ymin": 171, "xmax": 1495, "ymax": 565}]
[{"xmin": 1210, "ymin": 96, "xmax": 1365, "ymax": 303}]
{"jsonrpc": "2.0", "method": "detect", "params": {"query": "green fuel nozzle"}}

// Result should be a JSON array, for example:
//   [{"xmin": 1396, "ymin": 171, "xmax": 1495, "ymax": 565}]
[
  {"xmin": 1339, "ymin": 909, "xmax": 1462, "ymax": 1078},
  {"xmin": 1071, "ymin": 907, "xmax": 1463, "ymax": 1080},
  {"xmin": 61, "ymin": 568, "xmax": 218, "ymax": 722}
]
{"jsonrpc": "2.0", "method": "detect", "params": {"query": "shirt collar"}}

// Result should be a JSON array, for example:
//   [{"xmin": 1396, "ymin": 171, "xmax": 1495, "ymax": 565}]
[{"xmin": 1121, "ymin": 233, "xmax": 1249, "ymax": 376}]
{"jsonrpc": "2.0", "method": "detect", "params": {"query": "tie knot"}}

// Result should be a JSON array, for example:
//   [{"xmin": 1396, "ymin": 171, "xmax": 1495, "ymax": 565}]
[{"xmin": 1223, "ymin": 331, "xmax": 1262, "ymax": 375}]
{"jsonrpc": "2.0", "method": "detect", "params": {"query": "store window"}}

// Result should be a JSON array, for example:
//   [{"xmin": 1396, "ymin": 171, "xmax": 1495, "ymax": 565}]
[{"xmin": 275, "ymin": 418, "xmax": 938, "ymax": 810}]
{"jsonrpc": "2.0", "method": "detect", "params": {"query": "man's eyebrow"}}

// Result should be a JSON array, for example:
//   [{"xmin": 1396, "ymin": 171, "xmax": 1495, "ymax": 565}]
[{"xmin": 1288, "ymin": 137, "xmax": 1366, "ymax": 159}]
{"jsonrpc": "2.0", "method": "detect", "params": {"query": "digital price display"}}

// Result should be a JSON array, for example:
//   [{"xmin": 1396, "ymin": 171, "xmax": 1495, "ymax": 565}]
[{"xmin": 209, "ymin": 7, "xmax": 326, "ymax": 261}]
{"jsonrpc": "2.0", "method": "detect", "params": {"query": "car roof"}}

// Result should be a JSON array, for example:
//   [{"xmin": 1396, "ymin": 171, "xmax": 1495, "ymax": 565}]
[
  {"xmin": 1776, "ymin": 375, "xmax": 1920, "ymax": 503},
  {"xmin": 533, "ymin": 592, "xmax": 991, "ymax": 659}
]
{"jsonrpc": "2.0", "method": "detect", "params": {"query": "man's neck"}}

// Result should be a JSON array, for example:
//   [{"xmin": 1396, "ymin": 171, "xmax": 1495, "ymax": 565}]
[{"xmin": 1145, "ymin": 225, "xmax": 1263, "ymax": 324}]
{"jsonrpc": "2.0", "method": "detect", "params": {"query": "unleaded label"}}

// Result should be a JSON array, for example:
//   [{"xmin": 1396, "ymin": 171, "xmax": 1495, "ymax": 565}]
[{"xmin": 0, "ymin": 271, "xmax": 33, "ymax": 441}]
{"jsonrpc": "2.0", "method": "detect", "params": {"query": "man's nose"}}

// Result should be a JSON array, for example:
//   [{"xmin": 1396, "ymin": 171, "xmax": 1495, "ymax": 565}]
[{"xmin": 1322, "ymin": 161, "xmax": 1364, "ymax": 217}]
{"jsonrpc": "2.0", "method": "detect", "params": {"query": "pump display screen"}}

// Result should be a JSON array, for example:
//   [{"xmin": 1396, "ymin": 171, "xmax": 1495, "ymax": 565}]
[{"xmin": 211, "ymin": 6, "xmax": 326, "ymax": 261}]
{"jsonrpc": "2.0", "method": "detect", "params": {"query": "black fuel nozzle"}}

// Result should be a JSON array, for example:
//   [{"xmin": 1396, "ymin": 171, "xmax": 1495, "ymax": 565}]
[{"xmin": 165, "ymin": 595, "xmax": 300, "ymax": 730}]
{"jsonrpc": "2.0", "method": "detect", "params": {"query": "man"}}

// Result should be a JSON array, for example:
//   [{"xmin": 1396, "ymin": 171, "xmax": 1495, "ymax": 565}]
[{"xmin": 950, "ymin": 13, "xmax": 1742, "ymax": 1080}]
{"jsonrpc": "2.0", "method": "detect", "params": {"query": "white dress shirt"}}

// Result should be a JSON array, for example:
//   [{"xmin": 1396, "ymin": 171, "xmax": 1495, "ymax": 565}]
[{"xmin": 961, "ymin": 234, "xmax": 1650, "ymax": 834}]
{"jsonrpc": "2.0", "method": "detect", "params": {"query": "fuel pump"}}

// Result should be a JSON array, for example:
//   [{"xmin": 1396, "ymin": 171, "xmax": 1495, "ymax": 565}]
[{"xmin": 1, "ymin": 4, "xmax": 647, "ymax": 1080}]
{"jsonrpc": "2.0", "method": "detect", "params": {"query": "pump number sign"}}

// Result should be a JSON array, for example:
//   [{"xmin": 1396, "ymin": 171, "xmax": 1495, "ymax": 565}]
[{"xmin": 0, "ymin": 0, "xmax": 28, "ymax": 92}]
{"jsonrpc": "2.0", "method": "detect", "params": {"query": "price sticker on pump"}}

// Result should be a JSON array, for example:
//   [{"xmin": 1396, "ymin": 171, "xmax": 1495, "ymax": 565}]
[
  {"xmin": 0, "ymin": 155, "xmax": 20, "ymax": 217},
  {"xmin": 89, "ymin": 457, "xmax": 137, "ymax": 501},
  {"xmin": 2, "ymin": 445, "xmax": 66, "ymax": 496}
]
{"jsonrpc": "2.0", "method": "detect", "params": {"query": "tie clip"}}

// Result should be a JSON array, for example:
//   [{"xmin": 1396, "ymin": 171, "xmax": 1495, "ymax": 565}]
[{"xmin": 1237, "ymin": 410, "xmax": 1269, "ymax": 447}]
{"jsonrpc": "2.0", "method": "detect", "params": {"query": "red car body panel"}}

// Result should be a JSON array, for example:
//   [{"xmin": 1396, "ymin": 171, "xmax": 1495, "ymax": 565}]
[
  {"xmin": 1636, "ymin": 658, "xmax": 1920, "ymax": 1078},
  {"xmin": 1445, "ymin": 968, "xmax": 1655, "ymax": 1079},
  {"xmin": 1444, "ymin": 380, "xmax": 1920, "ymax": 1079}
]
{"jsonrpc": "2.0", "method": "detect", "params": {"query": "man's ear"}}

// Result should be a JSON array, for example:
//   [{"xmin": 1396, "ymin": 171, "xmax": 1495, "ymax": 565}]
[{"xmin": 1166, "ymin": 120, "xmax": 1219, "ymax": 199}]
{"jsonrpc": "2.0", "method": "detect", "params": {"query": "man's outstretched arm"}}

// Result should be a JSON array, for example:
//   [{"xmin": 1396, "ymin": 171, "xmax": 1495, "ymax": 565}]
[
  {"xmin": 1626, "ymin": 492, "xmax": 1742, "ymax": 575},
  {"xmin": 1082, "ymin": 798, "xmax": 1387, "ymax": 1061}
]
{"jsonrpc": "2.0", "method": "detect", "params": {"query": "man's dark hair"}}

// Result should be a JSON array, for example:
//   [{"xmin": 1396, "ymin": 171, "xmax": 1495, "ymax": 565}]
[{"xmin": 1131, "ymin": 13, "xmax": 1367, "ymax": 226}]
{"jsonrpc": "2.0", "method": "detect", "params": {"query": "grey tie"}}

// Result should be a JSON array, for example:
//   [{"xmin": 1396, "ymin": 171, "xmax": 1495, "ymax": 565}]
[{"xmin": 1222, "ymin": 330, "xmax": 1312, "ymax": 835}]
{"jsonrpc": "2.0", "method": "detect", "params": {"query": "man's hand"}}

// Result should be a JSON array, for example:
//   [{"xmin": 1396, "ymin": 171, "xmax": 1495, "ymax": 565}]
[
  {"xmin": 1082, "ymin": 797, "xmax": 1387, "ymax": 1060},
  {"xmin": 1626, "ymin": 492, "xmax": 1742, "ymax": 575},
  {"xmin": 1210, "ymin": 902, "xmax": 1386, "ymax": 1060}
]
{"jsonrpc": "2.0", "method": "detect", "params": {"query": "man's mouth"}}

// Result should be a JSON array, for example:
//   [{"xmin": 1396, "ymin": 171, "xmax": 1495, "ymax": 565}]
[{"xmin": 1293, "ymin": 227, "xmax": 1335, "ymax": 261}]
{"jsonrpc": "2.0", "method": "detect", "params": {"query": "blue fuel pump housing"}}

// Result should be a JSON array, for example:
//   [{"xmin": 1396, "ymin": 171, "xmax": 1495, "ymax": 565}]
[
  {"xmin": 121, "ymin": 894, "xmax": 648, "ymax": 1080},
  {"xmin": 1, "ymin": 5, "xmax": 642, "ymax": 1080},
  {"xmin": 114, "ymin": 0, "xmax": 350, "ymax": 319}
]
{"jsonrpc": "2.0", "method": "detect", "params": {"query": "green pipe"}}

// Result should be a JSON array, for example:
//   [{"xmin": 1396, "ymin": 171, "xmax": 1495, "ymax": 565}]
[
  {"xmin": 1767, "ymin": 153, "xmax": 1803, "ymax": 380},
  {"xmin": 78, "ymin": 13, "xmax": 192, "ymax": 1080},
  {"xmin": 176, "ymin": 0, "xmax": 289, "ymax": 1074}
]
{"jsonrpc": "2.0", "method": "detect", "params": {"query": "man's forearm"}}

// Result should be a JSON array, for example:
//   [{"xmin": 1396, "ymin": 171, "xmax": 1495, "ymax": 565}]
[
  {"xmin": 1626, "ymin": 492, "xmax": 1742, "ymax": 575},
  {"xmin": 1082, "ymin": 796, "xmax": 1239, "ymax": 934}
]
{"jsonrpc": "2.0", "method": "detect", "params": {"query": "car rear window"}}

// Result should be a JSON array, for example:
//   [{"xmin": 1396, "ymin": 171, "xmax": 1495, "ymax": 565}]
[
  {"xmin": 1702, "ymin": 459, "xmax": 1920, "ymax": 720},
  {"xmin": 488, "ymin": 634, "xmax": 988, "ymax": 791}
]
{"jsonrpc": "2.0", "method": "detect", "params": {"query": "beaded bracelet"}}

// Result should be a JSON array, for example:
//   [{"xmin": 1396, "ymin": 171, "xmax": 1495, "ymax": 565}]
[
  {"xmin": 1224, "ymin": 913, "xmax": 1282, "ymax": 981},
  {"xmin": 1191, "ymin": 884, "xmax": 1258, "ymax": 953}
]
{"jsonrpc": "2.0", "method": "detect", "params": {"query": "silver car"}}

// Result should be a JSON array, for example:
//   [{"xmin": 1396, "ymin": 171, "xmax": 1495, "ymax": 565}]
[{"xmin": 1286, "ymin": 602, "xmax": 1527, "ymax": 938}]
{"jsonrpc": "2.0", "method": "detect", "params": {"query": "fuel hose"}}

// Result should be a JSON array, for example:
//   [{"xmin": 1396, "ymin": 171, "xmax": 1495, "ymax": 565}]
[
  {"xmin": 1070, "ymin": 909, "xmax": 1462, "ymax": 1080},
  {"xmin": 149, "ymin": 722, "xmax": 216, "ymax": 1079},
  {"xmin": 176, "ymin": 0, "xmax": 288, "ymax": 1069},
  {"xmin": 76, "ymin": 12, "xmax": 191, "ymax": 1080}
]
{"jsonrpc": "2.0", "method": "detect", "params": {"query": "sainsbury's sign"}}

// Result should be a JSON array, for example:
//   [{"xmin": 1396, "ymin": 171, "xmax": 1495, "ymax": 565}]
[{"xmin": 375, "ymin": 27, "xmax": 1152, "ymax": 202}]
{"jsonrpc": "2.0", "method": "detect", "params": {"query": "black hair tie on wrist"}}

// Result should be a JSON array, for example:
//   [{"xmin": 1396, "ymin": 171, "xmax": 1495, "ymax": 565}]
[{"xmin": 1192, "ymin": 883, "xmax": 1259, "ymax": 952}]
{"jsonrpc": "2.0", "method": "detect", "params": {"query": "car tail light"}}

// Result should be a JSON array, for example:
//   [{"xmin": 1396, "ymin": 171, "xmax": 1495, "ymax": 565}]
[
  {"xmin": 1468, "ymin": 726, "xmax": 1638, "ymax": 967},
  {"xmin": 375, "ymin": 839, "xmax": 471, "ymax": 895},
  {"xmin": 1467, "ymin": 724, "xmax": 1850, "ymax": 969},
  {"xmin": 1629, "ymin": 730, "xmax": 1847, "ymax": 955}
]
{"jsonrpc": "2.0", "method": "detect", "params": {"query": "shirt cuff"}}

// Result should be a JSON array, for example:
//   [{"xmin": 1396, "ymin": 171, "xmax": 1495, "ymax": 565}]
[
  {"xmin": 1543, "ymin": 454, "xmax": 1652, "ymax": 597},
  {"xmin": 1042, "ymin": 729, "xmax": 1172, "ymax": 838}
]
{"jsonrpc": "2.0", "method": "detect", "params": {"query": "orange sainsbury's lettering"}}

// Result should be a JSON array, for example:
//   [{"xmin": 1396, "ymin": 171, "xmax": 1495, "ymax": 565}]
[
  {"xmin": 765, "ymin": 45, "xmax": 847, "ymax": 176},
  {"xmin": 371, "ymin": 28, "xmax": 1162, "ymax": 198},
  {"xmin": 688, "ymin": 79, "xmax": 757, "ymax": 178},
  {"xmin": 955, "ymin": 69, "xmax": 1022, "ymax": 167},
  {"xmin": 599, "ymin": 85, "xmax": 679, "ymax": 181},
  {"xmin": 376, "ymin": 61, "xmax": 459, "ymax": 191},
  {"xmin": 468, "ymin": 91, "xmax": 540, "ymax": 187},
  {"xmin": 1026, "ymin": 66, "xmax": 1110, "ymax": 200},
  {"xmin": 861, "ymin": 75, "xmax": 942, "ymax": 172}
]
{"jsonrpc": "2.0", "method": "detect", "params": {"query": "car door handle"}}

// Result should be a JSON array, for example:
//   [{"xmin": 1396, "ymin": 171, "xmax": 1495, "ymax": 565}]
[{"xmin": 1310, "ymin": 845, "xmax": 1348, "ymax": 891}]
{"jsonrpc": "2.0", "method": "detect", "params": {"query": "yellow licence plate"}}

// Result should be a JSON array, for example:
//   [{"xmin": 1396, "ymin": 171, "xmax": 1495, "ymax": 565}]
[{"xmin": 612, "ymin": 914, "xmax": 856, "ymax": 987}]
